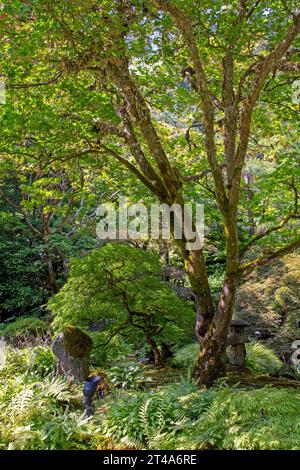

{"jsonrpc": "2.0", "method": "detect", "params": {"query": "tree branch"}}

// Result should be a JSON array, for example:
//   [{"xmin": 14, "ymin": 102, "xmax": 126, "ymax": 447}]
[
  {"xmin": 6, "ymin": 72, "xmax": 63, "ymax": 89},
  {"xmin": 151, "ymin": 0, "xmax": 228, "ymax": 212},
  {"xmin": 246, "ymin": 0, "xmax": 262, "ymax": 20},
  {"xmin": 240, "ymin": 213, "xmax": 300, "ymax": 256},
  {"xmin": 99, "ymin": 144, "xmax": 159, "ymax": 195},
  {"xmin": 239, "ymin": 238, "xmax": 300, "ymax": 275},
  {"xmin": 184, "ymin": 163, "xmax": 226, "ymax": 182},
  {"xmin": 230, "ymin": 14, "xmax": 300, "ymax": 208}
]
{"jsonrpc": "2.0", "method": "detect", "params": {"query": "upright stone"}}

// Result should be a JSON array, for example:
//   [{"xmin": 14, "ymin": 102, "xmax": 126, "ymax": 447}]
[{"xmin": 52, "ymin": 326, "xmax": 93, "ymax": 381}]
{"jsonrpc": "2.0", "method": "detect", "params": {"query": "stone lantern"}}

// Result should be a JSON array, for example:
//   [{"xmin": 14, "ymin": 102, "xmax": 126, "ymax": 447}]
[{"xmin": 226, "ymin": 319, "xmax": 250, "ymax": 367}]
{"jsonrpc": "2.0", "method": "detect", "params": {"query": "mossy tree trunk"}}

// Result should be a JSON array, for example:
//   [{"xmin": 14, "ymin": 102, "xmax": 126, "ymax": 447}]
[{"xmin": 146, "ymin": 336, "xmax": 163, "ymax": 368}]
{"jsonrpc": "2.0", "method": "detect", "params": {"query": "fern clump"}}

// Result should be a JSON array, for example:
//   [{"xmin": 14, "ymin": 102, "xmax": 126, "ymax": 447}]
[
  {"xmin": 0, "ymin": 346, "xmax": 98, "ymax": 450},
  {"xmin": 29, "ymin": 346, "xmax": 57, "ymax": 377},
  {"xmin": 180, "ymin": 387, "xmax": 300, "ymax": 450},
  {"xmin": 99, "ymin": 377, "xmax": 216, "ymax": 449},
  {"xmin": 0, "ymin": 343, "xmax": 299, "ymax": 450},
  {"xmin": 97, "ymin": 384, "xmax": 300, "ymax": 450},
  {"xmin": 245, "ymin": 343, "xmax": 282, "ymax": 375},
  {"xmin": 170, "ymin": 343, "xmax": 199, "ymax": 369}
]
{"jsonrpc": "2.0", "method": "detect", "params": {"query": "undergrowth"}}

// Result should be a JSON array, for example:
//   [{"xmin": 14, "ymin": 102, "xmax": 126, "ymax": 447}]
[
  {"xmin": 1, "ymin": 344, "xmax": 299, "ymax": 450},
  {"xmin": 245, "ymin": 342, "xmax": 282, "ymax": 375},
  {"xmin": 0, "ymin": 346, "xmax": 97, "ymax": 450},
  {"xmin": 97, "ymin": 384, "xmax": 300, "ymax": 450}
]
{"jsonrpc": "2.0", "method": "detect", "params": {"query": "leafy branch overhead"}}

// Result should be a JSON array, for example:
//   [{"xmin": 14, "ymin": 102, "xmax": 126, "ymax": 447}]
[{"xmin": 0, "ymin": 0, "xmax": 299, "ymax": 386}]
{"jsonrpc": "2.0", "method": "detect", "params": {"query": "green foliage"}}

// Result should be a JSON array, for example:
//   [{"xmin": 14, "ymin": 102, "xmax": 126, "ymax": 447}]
[
  {"xmin": 170, "ymin": 343, "xmax": 199, "ymax": 369},
  {"xmin": 0, "ymin": 229, "xmax": 44, "ymax": 316},
  {"xmin": 108, "ymin": 362, "xmax": 143, "ymax": 390},
  {"xmin": 180, "ymin": 387, "xmax": 300, "ymax": 450},
  {"xmin": 99, "ymin": 377, "xmax": 205, "ymax": 449},
  {"xmin": 90, "ymin": 334, "xmax": 134, "ymax": 368},
  {"xmin": 29, "ymin": 346, "xmax": 57, "ymax": 378},
  {"xmin": 5, "ymin": 411, "xmax": 93, "ymax": 451},
  {"xmin": 208, "ymin": 266, "xmax": 225, "ymax": 297},
  {"xmin": 235, "ymin": 255, "xmax": 300, "ymax": 358},
  {"xmin": 245, "ymin": 343, "xmax": 282, "ymax": 376},
  {"xmin": 0, "ymin": 0, "xmax": 300, "ymax": 451},
  {"xmin": 0, "ymin": 161, "xmax": 102, "ymax": 320},
  {"xmin": 1, "ymin": 345, "xmax": 56, "ymax": 379},
  {"xmin": 99, "ymin": 383, "xmax": 300, "ymax": 450},
  {"xmin": 0, "ymin": 316, "xmax": 48, "ymax": 341},
  {"xmin": 1, "ymin": 345, "xmax": 299, "ymax": 450},
  {"xmin": 171, "ymin": 342, "xmax": 283, "ymax": 376},
  {"xmin": 0, "ymin": 346, "xmax": 97, "ymax": 450},
  {"xmin": 49, "ymin": 243, "xmax": 195, "ymax": 354}
]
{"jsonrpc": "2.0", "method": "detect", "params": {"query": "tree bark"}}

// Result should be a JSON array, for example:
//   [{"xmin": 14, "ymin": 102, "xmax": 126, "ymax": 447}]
[
  {"xmin": 193, "ymin": 329, "xmax": 227, "ymax": 387},
  {"xmin": 177, "ymin": 243, "xmax": 214, "ymax": 342},
  {"xmin": 146, "ymin": 336, "xmax": 163, "ymax": 368},
  {"xmin": 44, "ymin": 250, "xmax": 60, "ymax": 294},
  {"xmin": 193, "ymin": 209, "xmax": 240, "ymax": 385}
]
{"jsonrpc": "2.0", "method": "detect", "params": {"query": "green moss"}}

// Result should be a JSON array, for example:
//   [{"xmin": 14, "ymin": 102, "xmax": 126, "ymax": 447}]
[{"xmin": 62, "ymin": 326, "xmax": 93, "ymax": 358}]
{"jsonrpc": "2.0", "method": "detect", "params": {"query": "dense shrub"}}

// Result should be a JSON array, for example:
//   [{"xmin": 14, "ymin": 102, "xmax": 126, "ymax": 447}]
[
  {"xmin": 170, "ymin": 343, "xmax": 198, "ymax": 369},
  {"xmin": 245, "ymin": 343, "xmax": 282, "ymax": 375},
  {"xmin": 0, "ymin": 316, "xmax": 49, "ymax": 347},
  {"xmin": 49, "ymin": 244, "xmax": 195, "ymax": 360}
]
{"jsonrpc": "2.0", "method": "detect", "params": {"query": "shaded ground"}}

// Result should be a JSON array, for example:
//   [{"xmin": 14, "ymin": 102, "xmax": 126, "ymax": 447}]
[{"xmin": 236, "ymin": 254, "xmax": 300, "ymax": 359}]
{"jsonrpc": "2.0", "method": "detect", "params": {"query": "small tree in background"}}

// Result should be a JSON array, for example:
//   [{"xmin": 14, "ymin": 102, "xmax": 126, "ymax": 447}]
[{"xmin": 49, "ymin": 243, "xmax": 195, "ymax": 367}]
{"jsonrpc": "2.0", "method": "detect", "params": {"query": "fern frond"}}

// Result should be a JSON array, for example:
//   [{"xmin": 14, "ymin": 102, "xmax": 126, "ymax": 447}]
[
  {"xmin": 42, "ymin": 377, "xmax": 72, "ymax": 402},
  {"xmin": 8, "ymin": 426, "xmax": 41, "ymax": 450},
  {"xmin": 120, "ymin": 436, "xmax": 144, "ymax": 450},
  {"xmin": 11, "ymin": 388, "xmax": 34, "ymax": 423}
]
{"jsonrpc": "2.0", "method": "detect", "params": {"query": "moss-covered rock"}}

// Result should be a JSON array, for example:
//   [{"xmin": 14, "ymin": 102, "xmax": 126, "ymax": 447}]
[
  {"xmin": 52, "ymin": 327, "xmax": 93, "ymax": 381},
  {"xmin": 62, "ymin": 326, "xmax": 93, "ymax": 358}
]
